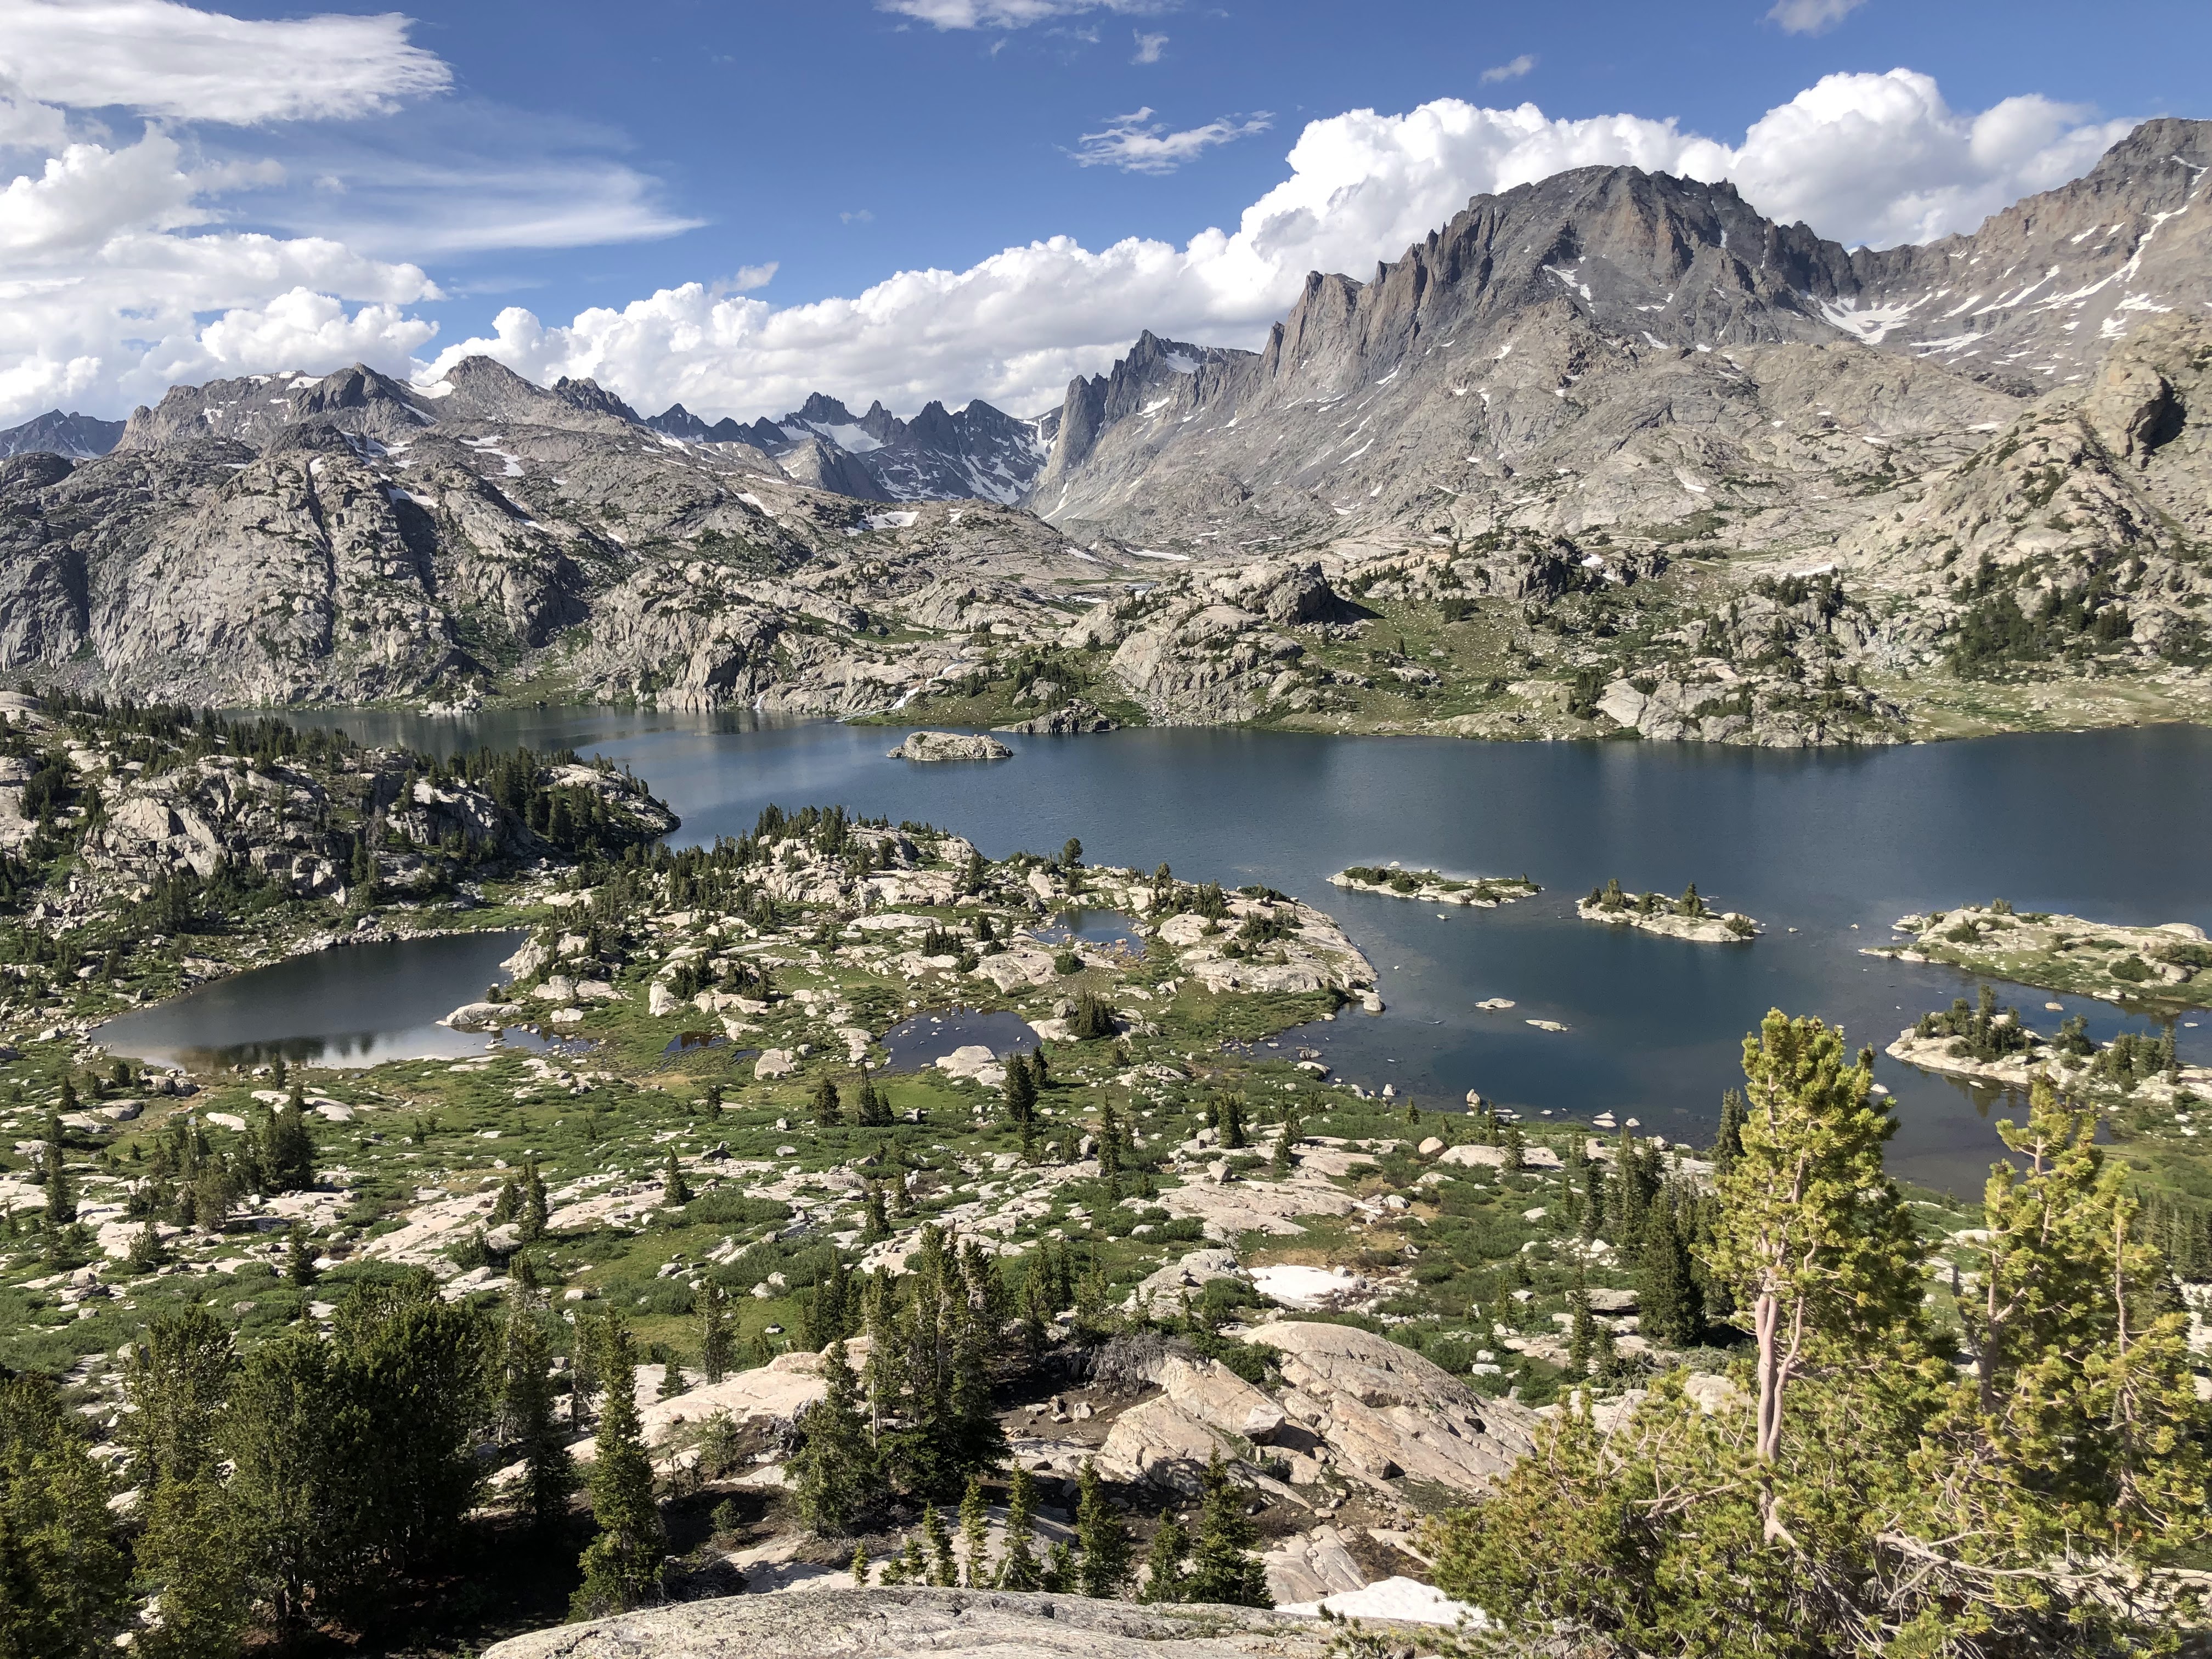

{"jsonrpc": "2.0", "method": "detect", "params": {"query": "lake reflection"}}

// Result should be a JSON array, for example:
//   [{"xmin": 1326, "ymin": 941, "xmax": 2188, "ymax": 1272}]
[{"xmin": 94, "ymin": 930, "xmax": 550, "ymax": 1069}]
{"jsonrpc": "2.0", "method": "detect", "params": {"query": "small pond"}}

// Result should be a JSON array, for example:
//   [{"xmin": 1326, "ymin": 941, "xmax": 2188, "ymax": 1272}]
[
  {"xmin": 1030, "ymin": 909, "xmax": 1147, "ymax": 951},
  {"xmin": 878, "ymin": 1008, "xmax": 1040, "ymax": 1073},
  {"xmin": 92, "ymin": 930, "xmax": 556, "ymax": 1069}
]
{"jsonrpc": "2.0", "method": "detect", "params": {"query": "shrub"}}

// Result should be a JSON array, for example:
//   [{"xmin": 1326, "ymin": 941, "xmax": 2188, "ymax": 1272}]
[{"xmin": 1053, "ymin": 950, "xmax": 1082, "ymax": 977}]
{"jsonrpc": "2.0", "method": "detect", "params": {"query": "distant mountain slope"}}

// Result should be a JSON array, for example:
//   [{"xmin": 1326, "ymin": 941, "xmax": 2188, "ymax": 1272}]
[
  {"xmin": 0, "ymin": 410, "xmax": 125, "ymax": 460},
  {"xmin": 1023, "ymin": 119, "xmax": 2212, "ymax": 555},
  {"xmin": 649, "ymin": 392, "xmax": 1047, "ymax": 504}
]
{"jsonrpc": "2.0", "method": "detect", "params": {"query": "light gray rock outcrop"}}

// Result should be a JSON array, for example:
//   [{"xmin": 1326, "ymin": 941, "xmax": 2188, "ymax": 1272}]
[
  {"xmin": 886, "ymin": 731, "xmax": 1013, "ymax": 762},
  {"xmin": 483, "ymin": 1587, "xmax": 1344, "ymax": 1659}
]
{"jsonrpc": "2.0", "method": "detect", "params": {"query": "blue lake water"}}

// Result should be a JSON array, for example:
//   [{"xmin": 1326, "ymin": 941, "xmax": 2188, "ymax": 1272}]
[
  {"xmin": 93, "ymin": 928, "xmax": 545, "ymax": 1069},
  {"xmin": 255, "ymin": 709, "xmax": 2212, "ymax": 1193},
  {"xmin": 879, "ymin": 1008, "xmax": 1040, "ymax": 1073}
]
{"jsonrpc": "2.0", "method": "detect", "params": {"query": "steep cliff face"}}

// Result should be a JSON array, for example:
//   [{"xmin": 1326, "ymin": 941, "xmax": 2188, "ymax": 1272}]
[{"xmin": 1025, "ymin": 120, "xmax": 2212, "ymax": 560}]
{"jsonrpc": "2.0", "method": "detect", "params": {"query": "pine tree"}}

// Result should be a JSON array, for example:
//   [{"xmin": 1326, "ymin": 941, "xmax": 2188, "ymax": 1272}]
[
  {"xmin": 862, "ymin": 1182, "xmax": 890, "ymax": 1242},
  {"xmin": 135, "ymin": 1466, "xmax": 247, "ymax": 1659},
  {"xmin": 922, "ymin": 1500, "xmax": 956, "ymax": 1585},
  {"xmin": 661, "ymin": 1150, "xmax": 691, "ymax": 1207},
  {"xmin": 811, "ymin": 1073, "xmax": 842, "ymax": 1126},
  {"xmin": 518, "ymin": 1158, "xmax": 549, "ymax": 1242},
  {"xmin": 996, "ymin": 1466, "xmax": 1042, "ymax": 1589},
  {"xmin": 1075, "ymin": 1458, "xmax": 1131, "ymax": 1598},
  {"xmin": 1184, "ymin": 1453, "xmax": 1271, "ymax": 1606},
  {"xmin": 1635, "ymin": 1190, "xmax": 1699, "ymax": 1348},
  {"xmin": 958, "ymin": 1475, "xmax": 991, "ymax": 1587},
  {"xmin": 571, "ymin": 1319, "xmax": 665, "ymax": 1617},
  {"xmin": 1710, "ymin": 1009, "xmax": 1922, "ymax": 1538},
  {"xmin": 499, "ymin": 1299, "xmax": 576, "ymax": 1532},
  {"xmin": 698, "ymin": 1280, "xmax": 733, "ymax": 1383},
  {"xmin": 1137, "ymin": 1514, "xmax": 1188, "ymax": 1603},
  {"xmin": 792, "ymin": 1339, "xmax": 871, "ymax": 1536},
  {"xmin": 850, "ymin": 1543, "xmax": 871, "ymax": 1584},
  {"xmin": 284, "ymin": 1223, "xmax": 317, "ymax": 1288},
  {"xmin": 0, "ymin": 1376, "xmax": 128, "ymax": 1658},
  {"xmin": 1712, "ymin": 1087, "xmax": 1747, "ymax": 1176},
  {"xmin": 1220, "ymin": 1093, "xmax": 1247, "ymax": 1150},
  {"xmin": 41, "ymin": 1112, "xmax": 73, "ymax": 1227},
  {"xmin": 266, "ymin": 1085, "xmax": 315, "ymax": 1193},
  {"xmin": 1003, "ymin": 1050, "xmax": 1037, "ymax": 1127},
  {"xmin": 1043, "ymin": 1539, "xmax": 1076, "ymax": 1593},
  {"xmin": 1097, "ymin": 1097, "xmax": 1123, "ymax": 1200}
]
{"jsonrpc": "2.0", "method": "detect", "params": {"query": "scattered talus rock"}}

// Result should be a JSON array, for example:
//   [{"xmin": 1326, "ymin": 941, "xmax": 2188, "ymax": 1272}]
[
  {"xmin": 886, "ymin": 730, "xmax": 1013, "ymax": 761},
  {"xmin": 994, "ymin": 698, "xmax": 1120, "ymax": 733},
  {"xmin": 483, "ymin": 1587, "xmax": 1344, "ymax": 1659}
]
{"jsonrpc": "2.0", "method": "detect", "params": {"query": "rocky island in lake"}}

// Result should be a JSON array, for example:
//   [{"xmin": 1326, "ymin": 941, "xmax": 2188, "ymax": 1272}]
[
  {"xmin": 1578, "ymin": 878, "xmax": 1758, "ymax": 941},
  {"xmin": 1866, "ymin": 902, "xmax": 2209, "ymax": 1004},
  {"xmin": 1886, "ymin": 985, "xmax": 2210, "ymax": 1115},
  {"xmin": 1329, "ymin": 865, "xmax": 1540, "ymax": 907},
  {"xmin": 887, "ymin": 730, "xmax": 1013, "ymax": 762}
]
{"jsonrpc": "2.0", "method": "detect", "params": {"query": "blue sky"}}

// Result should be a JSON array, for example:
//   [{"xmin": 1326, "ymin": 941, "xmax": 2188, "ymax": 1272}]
[
  {"xmin": 1, "ymin": 0, "xmax": 2207, "ymax": 424},
  {"xmin": 280, "ymin": 0, "xmax": 2212, "ymax": 324}
]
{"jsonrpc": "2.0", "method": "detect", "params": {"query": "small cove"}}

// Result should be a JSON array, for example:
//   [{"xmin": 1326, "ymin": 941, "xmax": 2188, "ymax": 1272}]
[{"xmin": 235, "ymin": 710, "xmax": 2211, "ymax": 1190}]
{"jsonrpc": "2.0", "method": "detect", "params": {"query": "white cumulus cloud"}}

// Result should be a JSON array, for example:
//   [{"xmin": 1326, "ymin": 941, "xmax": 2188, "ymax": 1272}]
[
  {"xmin": 420, "ymin": 70, "xmax": 2137, "ymax": 427},
  {"xmin": 1480, "ymin": 55, "xmax": 1536, "ymax": 85},
  {"xmin": 1132, "ymin": 31, "xmax": 1169, "ymax": 63},
  {"xmin": 1071, "ymin": 108, "xmax": 1272, "ymax": 173},
  {"xmin": 0, "ymin": 0, "xmax": 451, "ymax": 124}
]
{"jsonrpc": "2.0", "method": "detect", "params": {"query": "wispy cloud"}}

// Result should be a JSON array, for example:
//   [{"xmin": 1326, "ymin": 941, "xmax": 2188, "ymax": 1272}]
[
  {"xmin": 878, "ymin": 0, "xmax": 1169, "ymax": 29},
  {"xmin": 841, "ymin": 208, "xmax": 875, "ymax": 224},
  {"xmin": 1767, "ymin": 0, "xmax": 1867, "ymax": 36},
  {"xmin": 0, "ymin": 0, "xmax": 450, "ymax": 123},
  {"xmin": 1480, "ymin": 54, "xmax": 1536, "ymax": 85},
  {"xmin": 1132, "ymin": 30, "xmax": 1168, "ymax": 63},
  {"xmin": 719, "ymin": 263, "xmax": 777, "ymax": 294},
  {"xmin": 1072, "ymin": 107, "xmax": 1271, "ymax": 174}
]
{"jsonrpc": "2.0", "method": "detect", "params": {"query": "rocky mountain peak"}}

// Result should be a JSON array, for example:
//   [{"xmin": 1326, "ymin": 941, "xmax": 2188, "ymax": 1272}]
[{"xmin": 0, "ymin": 409, "xmax": 125, "ymax": 461}]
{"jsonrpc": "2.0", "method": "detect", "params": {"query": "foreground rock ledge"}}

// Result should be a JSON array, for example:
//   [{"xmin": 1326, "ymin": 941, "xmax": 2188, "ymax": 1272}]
[{"xmin": 485, "ymin": 1587, "xmax": 1357, "ymax": 1659}]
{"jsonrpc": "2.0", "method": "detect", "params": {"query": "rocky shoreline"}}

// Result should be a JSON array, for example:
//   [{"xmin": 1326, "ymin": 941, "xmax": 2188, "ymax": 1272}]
[
  {"xmin": 1576, "ymin": 882, "xmax": 1758, "ymax": 943},
  {"xmin": 1866, "ymin": 905, "xmax": 2208, "ymax": 1005},
  {"xmin": 1329, "ymin": 865, "xmax": 1539, "ymax": 907}
]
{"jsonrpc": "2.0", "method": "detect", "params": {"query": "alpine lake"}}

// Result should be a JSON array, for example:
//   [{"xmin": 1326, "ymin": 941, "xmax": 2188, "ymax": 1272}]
[{"xmin": 98, "ymin": 708, "xmax": 2212, "ymax": 1197}]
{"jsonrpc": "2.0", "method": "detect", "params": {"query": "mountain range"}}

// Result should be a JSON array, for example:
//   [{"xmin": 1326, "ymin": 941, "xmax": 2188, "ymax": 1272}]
[{"xmin": 0, "ymin": 117, "xmax": 2205, "ymax": 743}]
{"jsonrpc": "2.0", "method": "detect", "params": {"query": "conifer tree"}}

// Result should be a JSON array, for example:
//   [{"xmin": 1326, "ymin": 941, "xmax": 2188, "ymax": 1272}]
[
  {"xmin": 1635, "ymin": 1190, "xmax": 1699, "ymax": 1348},
  {"xmin": 0, "ymin": 1375, "xmax": 129, "ymax": 1658},
  {"xmin": 922, "ymin": 1500, "xmax": 956, "ymax": 1585},
  {"xmin": 862, "ymin": 1182, "xmax": 890, "ymax": 1243},
  {"xmin": 1137, "ymin": 1514, "xmax": 1188, "ymax": 1604},
  {"xmin": 499, "ymin": 1297, "xmax": 576, "ymax": 1533},
  {"xmin": 958, "ymin": 1475, "xmax": 991, "ymax": 1587},
  {"xmin": 1043, "ymin": 1539, "xmax": 1076, "ymax": 1593},
  {"xmin": 1003, "ymin": 1050, "xmax": 1037, "ymax": 1126},
  {"xmin": 850, "ymin": 1543, "xmax": 870, "ymax": 1584},
  {"xmin": 1220, "ymin": 1093, "xmax": 1247, "ymax": 1150},
  {"xmin": 572, "ymin": 1319, "xmax": 665, "ymax": 1617},
  {"xmin": 1185, "ymin": 1453, "xmax": 1271, "ymax": 1606},
  {"xmin": 284, "ymin": 1223, "xmax": 317, "ymax": 1288},
  {"xmin": 1712, "ymin": 1086, "xmax": 1747, "ymax": 1175},
  {"xmin": 811, "ymin": 1073, "xmax": 842, "ymax": 1127},
  {"xmin": 661, "ymin": 1150, "xmax": 691, "ymax": 1207},
  {"xmin": 41, "ymin": 1111, "xmax": 73, "ymax": 1227},
  {"xmin": 1075, "ymin": 1458, "xmax": 1131, "ymax": 1598},
  {"xmin": 518, "ymin": 1158, "xmax": 549, "ymax": 1242},
  {"xmin": 1097, "ymin": 1097, "xmax": 1123, "ymax": 1199},
  {"xmin": 698, "ymin": 1280, "xmax": 733, "ymax": 1383},
  {"xmin": 996, "ymin": 1466, "xmax": 1042, "ymax": 1589},
  {"xmin": 1712, "ymin": 1009, "xmax": 1922, "ymax": 1533},
  {"xmin": 266, "ymin": 1085, "xmax": 315, "ymax": 1193},
  {"xmin": 792, "ymin": 1339, "xmax": 871, "ymax": 1537}
]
